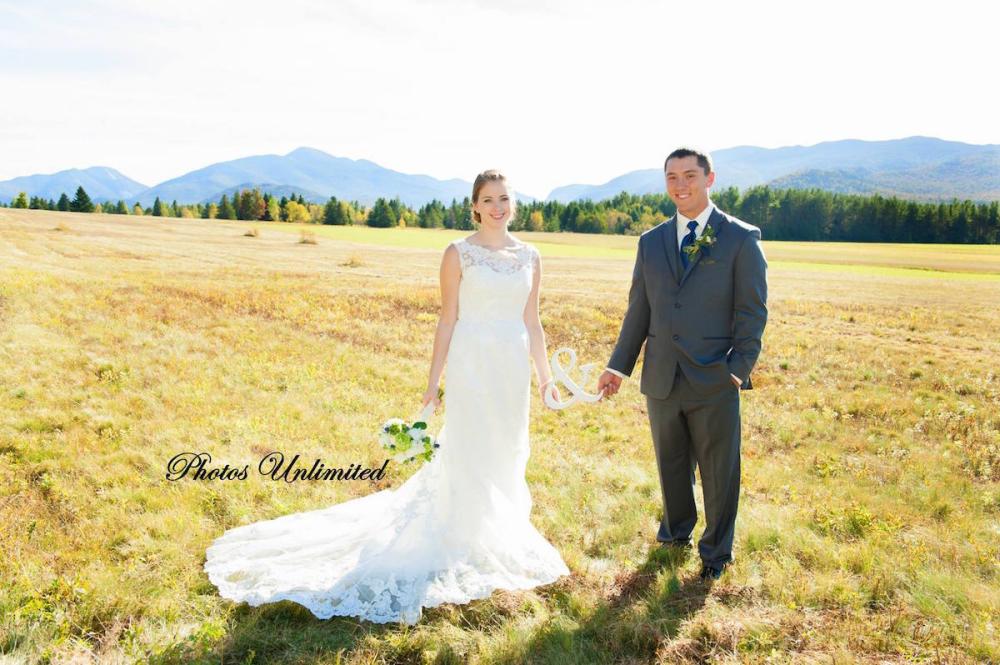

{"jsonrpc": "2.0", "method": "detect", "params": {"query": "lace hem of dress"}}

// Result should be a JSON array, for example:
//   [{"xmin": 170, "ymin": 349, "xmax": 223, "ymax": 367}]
[
  {"xmin": 206, "ymin": 550, "xmax": 568, "ymax": 624},
  {"xmin": 455, "ymin": 239, "xmax": 537, "ymax": 274}
]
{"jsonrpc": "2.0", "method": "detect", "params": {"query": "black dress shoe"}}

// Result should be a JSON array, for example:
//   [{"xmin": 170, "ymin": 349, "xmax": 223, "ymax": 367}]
[{"xmin": 699, "ymin": 564, "xmax": 724, "ymax": 580}]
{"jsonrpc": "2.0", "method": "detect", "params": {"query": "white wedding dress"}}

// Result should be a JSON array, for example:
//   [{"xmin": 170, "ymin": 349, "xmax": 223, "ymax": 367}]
[{"xmin": 204, "ymin": 238, "xmax": 569, "ymax": 624}]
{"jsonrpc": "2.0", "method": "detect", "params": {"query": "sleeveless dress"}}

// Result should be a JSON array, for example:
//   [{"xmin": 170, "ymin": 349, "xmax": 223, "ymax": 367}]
[{"xmin": 203, "ymin": 238, "xmax": 569, "ymax": 624}]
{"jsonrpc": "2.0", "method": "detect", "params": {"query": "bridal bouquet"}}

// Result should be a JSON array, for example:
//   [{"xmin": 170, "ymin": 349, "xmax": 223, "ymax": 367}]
[{"xmin": 378, "ymin": 402, "xmax": 440, "ymax": 464}]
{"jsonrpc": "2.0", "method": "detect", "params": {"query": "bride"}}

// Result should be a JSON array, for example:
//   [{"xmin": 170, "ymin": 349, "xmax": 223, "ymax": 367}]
[{"xmin": 204, "ymin": 170, "xmax": 570, "ymax": 624}]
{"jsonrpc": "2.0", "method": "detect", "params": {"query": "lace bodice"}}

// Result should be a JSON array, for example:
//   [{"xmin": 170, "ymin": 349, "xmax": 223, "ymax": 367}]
[
  {"xmin": 452, "ymin": 238, "xmax": 538, "ymax": 324},
  {"xmin": 454, "ymin": 239, "xmax": 537, "ymax": 274}
]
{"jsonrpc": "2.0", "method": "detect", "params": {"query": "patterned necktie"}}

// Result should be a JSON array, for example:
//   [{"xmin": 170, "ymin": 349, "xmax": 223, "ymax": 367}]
[{"xmin": 680, "ymin": 220, "xmax": 698, "ymax": 270}]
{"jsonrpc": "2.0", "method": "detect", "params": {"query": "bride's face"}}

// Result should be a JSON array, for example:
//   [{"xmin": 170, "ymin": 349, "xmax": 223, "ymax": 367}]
[{"xmin": 473, "ymin": 181, "xmax": 512, "ymax": 229}]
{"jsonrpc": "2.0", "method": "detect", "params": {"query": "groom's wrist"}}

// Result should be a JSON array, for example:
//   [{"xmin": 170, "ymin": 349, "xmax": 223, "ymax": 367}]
[{"xmin": 605, "ymin": 367, "xmax": 628, "ymax": 380}]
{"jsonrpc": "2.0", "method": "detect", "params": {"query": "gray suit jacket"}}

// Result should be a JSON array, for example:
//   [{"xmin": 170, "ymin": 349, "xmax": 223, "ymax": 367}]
[{"xmin": 608, "ymin": 207, "xmax": 768, "ymax": 399}]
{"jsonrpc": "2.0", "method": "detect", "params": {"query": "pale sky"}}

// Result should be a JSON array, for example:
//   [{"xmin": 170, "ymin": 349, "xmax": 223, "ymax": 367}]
[{"xmin": 1, "ymin": 0, "xmax": 997, "ymax": 199}]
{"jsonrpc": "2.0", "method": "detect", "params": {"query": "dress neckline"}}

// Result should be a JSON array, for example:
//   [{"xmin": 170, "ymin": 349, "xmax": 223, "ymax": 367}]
[{"xmin": 461, "ymin": 237, "xmax": 525, "ymax": 253}]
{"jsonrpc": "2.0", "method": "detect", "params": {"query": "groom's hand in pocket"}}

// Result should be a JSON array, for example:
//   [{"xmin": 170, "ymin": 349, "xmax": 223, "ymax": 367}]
[{"xmin": 597, "ymin": 371, "xmax": 622, "ymax": 399}]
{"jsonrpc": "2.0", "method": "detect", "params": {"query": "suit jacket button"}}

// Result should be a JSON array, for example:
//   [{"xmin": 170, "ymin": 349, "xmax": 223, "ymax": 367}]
[{"xmin": 672, "ymin": 334, "xmax": 679, "ymax": 341}]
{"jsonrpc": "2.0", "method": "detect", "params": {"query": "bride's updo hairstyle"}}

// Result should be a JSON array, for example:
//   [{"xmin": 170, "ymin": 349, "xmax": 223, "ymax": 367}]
[{"xmin": 471, "ymin": 169, "xmax": 515, "ymax": 224}]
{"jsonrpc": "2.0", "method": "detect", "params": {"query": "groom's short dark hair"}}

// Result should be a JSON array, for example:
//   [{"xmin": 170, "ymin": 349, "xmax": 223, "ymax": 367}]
[{"xmin": 665, "ymin": 148, "xmax": 713, "ymax": 176}]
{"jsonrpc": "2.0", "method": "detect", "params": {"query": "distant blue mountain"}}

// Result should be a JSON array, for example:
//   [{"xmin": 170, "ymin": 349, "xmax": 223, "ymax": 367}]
[
  {"xmin": 547, "ymin": 137, "xmax": 1000, "ymax": 202},
  {"xmin": 134, "ymin": 147, "xmax": 478, "ymax": 207},
  {"xmin": 0, "ymin": 166, "xmax": 147, "ymax": 202},
  {"xmin": 769, "ymin": 151, "xmax": 1000, "ymax": 200}
]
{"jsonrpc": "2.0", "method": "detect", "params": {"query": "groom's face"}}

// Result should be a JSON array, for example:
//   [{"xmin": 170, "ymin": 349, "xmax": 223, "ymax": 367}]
[{"xmin": 665, "ymin": 156, "xmax": 715, "ymax": 218}]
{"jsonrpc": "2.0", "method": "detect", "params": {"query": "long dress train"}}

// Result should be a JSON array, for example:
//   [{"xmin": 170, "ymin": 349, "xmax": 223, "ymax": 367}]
[{"xmin": 203, "ymin": 238, "xmax": 569, "ymax": 624}]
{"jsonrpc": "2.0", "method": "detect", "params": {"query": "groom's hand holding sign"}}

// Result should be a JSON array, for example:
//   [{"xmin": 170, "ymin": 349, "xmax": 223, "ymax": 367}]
[{"xmin": 597, "ymin": 370, "xmax": 622, "ymax": 398}]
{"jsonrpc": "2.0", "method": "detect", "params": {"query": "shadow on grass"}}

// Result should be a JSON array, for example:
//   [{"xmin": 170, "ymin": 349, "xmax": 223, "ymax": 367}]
[
  {"xmin": 150, "ymin": 545, "xmax": 711, "ymax": 664},
  {"xmin": 485, "ymin": 544, "xmax": 713, "ymax": 664}
]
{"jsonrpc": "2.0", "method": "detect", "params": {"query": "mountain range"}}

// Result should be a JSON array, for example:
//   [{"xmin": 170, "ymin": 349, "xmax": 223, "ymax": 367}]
[
  {"xmin": 2, "ymin": 137, "xmax": 998, "ymax": 207},
  {"xmin": 0, "ymin": 167, "xmax": 148, "ymax": 203},
  {"xmin": 547, "ymin": 137, "xmax": 1000, "ymax": 202}
]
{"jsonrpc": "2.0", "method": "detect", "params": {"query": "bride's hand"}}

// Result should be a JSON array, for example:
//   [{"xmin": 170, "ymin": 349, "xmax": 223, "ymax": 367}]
[
  {"xmin": 421, "ymin": 388, "xmax": 441, "ymax": 414},
  {"xmin": 539, "ymin": 380, "xmax": 561, "ymax": 409}
]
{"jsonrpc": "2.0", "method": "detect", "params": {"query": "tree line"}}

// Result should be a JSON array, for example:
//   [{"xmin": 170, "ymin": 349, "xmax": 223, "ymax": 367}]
[{"xmin": 5, "ymin": 185, "xmax": 999, "ymax": 244}]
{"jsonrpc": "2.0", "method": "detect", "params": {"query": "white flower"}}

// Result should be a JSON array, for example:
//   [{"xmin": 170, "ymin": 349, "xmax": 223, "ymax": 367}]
[
  {"xmin": 381, "ymin": 418, "xmax": 405, "ymax": 431},
  {"xmin": 377, "ymin": 416, "xmax": 440, "ymax": 464}
]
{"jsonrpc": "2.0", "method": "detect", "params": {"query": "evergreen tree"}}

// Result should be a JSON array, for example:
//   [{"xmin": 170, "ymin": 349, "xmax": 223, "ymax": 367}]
[
  {"xmin": 417, "ymin": 200, "xmax": 446, "ymax": 228},
  {"xmin": 323, "ymin": 197, "xmax": 349, "ymax": 225},
  {"xmin": 237, "ymin": 189, "xmax": 265, "ymax": 220},
  {"xmin": 218, "ymin": 194, "xmax": 237, "ymax": 220},
  {"xmin": 152, "ymin": 197, "xmax": 165, "ymax": 216},
  {"xmin": 57, "ymin": 193, "xmax": 71, "ymax": 211},
  {"xmin": 388, "ymin": 197, "xmax": 403, "ymax": 225},
  {"xmin": 12, "ymin": 192, "xmax": 28, "ymax": 208},
  {"xmin": 116, "ymin": 200, "xmax": 129, "ymax": 215},
  {"xmin": 456, "ymin": 197, "xmax": 474, "ymax": 230},
  {"xmin": 366, "ymin": 198, "xmax": 395, "ymax": 228},
  {"xmin": 70, "ymin": 186, "xmax": 94, "ymax": 213}
]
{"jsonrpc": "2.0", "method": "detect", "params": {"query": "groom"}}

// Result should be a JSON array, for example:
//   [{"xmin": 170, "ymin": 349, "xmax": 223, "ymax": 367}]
[{"xmin": 597, "ymin": 147, "xmax": 768, "ymax": 581}]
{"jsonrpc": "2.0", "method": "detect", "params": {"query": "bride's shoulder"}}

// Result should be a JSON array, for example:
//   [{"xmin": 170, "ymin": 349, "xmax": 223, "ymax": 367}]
[
  {"xmin": 503, "ymin": 234, "xmax": 535, "ymax": 252},
  {"xmin": 443, "ymin": 239, "xmax": 463, "ymax": 264},
  {"xmin": 515, "ymin": 238, "xmax": 540, "ymax": 260}
]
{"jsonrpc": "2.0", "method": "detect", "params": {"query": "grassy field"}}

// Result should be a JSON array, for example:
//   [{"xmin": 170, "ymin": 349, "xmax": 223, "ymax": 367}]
[{"xmin": 1, "ymin": 208, "xmax": 998, "ymax": 664}]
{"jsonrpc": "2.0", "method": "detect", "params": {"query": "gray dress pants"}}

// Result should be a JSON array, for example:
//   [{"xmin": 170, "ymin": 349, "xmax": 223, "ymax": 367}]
[{"xmin": 645, "ymin": 364, "xmax": 741, "ymax": 567}]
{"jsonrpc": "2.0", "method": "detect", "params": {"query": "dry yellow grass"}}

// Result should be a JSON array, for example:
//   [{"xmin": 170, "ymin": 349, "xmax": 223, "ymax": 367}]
[{"xmin": 1, "ymin": 208, "xmax": 998, "ymax": 664}]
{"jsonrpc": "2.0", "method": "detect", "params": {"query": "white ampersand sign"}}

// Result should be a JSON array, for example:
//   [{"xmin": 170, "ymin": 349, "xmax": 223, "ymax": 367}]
[{"xmin": 544, "ymin": 347, "xmax": 605, "ymax": 410}]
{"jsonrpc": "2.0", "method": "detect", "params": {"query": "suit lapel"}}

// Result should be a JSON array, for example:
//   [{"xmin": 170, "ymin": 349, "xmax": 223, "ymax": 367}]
[
  {"xmin": 660, "ymin": 216, "xmax": 681, "ymax": 285},
  {"xmin": 679, "ymin": 207, "xmax": 729, "ymax": 287}
]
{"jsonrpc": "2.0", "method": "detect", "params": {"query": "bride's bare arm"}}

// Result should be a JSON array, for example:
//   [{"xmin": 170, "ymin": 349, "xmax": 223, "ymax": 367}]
[
  {"xmin": 422, "ymin": 244, "xmax": 461, "ymax": 410},
  {"xmin": 522, "ymin": 250, "xmax": 556, "ymax": 404}
]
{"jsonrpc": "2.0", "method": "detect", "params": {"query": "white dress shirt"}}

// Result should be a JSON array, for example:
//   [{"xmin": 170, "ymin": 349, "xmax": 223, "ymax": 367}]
[
  {"xmin": 605, "ymin": 200, "xmax": 743, "ymax": 386},
  {"xmin": 676, "ymin": 201, "xmax": 715, "ymax": 250}
]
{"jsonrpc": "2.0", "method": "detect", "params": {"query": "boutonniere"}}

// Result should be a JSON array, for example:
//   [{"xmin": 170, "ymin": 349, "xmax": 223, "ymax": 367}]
[{"xmin": 683, "ymin": 224, "xmax": 717, "ymax": 262}]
